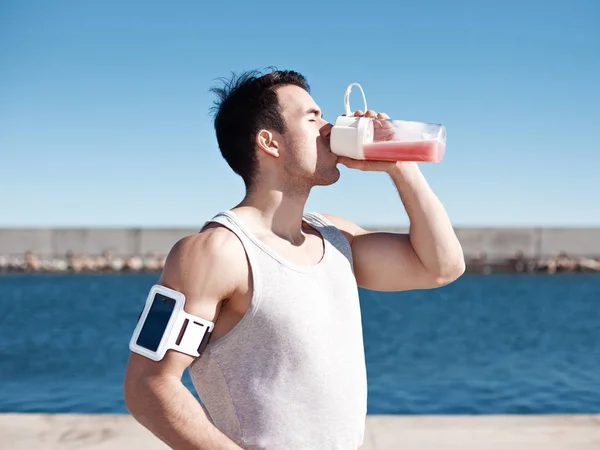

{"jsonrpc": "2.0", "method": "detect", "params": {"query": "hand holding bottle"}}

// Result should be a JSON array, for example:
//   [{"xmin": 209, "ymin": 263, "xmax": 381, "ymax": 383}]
[
  {"xmin": 331, "ymin": 83, "xmax": 446, "ymax": 163},
  {"xmin": 337, "ymin": 109, "xmax": 402, "ymax": 173},
  {"xmin": 345, "ymin": 109, "xmax": 396, "ymax": 142}
]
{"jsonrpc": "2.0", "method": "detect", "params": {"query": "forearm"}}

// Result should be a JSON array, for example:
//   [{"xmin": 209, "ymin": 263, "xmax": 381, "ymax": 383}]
[
  {"xmin": 125, "ymin": 375, "xmax": 242, "ymax": 450},
  {"xmin": 388, "ymin": 163, "xmax": 465, "ymax": 279}
]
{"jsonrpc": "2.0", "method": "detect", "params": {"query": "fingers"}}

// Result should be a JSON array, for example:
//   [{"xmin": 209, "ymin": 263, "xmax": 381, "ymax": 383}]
[
  {"xmin": 353, "ymin": 110, "xmax": 390, "ymax": 119},
  {"xmin": 353, "ymin": 110, "xmax": 376, "ymax": 117}
]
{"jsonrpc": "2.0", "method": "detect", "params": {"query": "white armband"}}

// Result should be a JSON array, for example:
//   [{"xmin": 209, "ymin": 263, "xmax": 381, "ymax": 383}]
[{"xmin": 129, "ymin": 284, "xmax": 214, "ymax": 361}]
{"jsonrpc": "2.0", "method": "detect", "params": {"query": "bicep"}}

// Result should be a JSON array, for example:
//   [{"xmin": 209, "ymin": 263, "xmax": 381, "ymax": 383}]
[
  {"xmin": 351, "ymin": 231, "xmax": 436, "ymax": 291},
  {"xmin": 322, "ymin": 214, "xmax": 438, "ymax": 292},
  {"xmin": 125, "ymin": 229, "xmax": 241, "ymax": 384}
]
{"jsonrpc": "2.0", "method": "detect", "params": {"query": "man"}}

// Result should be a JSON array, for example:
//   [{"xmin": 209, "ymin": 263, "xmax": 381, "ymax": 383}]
[{"xmin": 124, "ymin": 69, "xmax": 465, "ymax": 449}]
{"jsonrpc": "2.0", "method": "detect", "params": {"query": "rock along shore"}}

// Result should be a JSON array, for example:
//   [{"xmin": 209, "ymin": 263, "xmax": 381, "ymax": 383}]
[{"xmin": 1, "ymin": 250, "xmax": 599, "ymax": 275}]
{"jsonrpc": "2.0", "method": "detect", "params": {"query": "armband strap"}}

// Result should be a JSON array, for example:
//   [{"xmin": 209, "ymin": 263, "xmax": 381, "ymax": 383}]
[{"xmin": 171, "ymin": 313, "xmax": 214, "ymax": 358}]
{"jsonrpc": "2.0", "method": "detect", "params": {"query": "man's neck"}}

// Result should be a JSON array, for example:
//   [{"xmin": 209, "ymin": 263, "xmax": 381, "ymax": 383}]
[{"xmin": 234, "ymin": 184, "xmax": 311, "ymax": 245}]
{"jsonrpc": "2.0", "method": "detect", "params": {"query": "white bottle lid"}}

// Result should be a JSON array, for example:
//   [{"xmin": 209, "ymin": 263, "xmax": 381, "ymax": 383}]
[
  {"xmin": 329, "ymin": 83, "xmax": 373, "ymax": 160},
  {"xmin": 330, "ymin": 116, "xmax": 373, "ymax": 159}
]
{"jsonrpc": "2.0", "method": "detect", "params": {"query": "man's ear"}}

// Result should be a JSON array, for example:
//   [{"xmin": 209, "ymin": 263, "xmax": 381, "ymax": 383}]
[{"xmin": 256, "ymin": 130, "xmax": 279, "ymax": 158}]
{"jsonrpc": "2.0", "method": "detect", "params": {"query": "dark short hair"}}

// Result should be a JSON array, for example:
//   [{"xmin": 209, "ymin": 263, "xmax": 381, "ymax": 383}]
[{"xmin": 209, "ymin": 68, "xmax": 310, "ymax": 188}]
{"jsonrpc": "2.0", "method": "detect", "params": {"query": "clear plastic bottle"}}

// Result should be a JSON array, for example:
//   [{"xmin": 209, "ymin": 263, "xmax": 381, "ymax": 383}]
[{"xmin": 330, "ymin": 83, "xmax": 446, "ymax": 163}]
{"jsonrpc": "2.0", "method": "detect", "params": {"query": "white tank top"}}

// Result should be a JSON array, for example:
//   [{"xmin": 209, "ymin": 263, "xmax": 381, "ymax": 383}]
[{"xmin": 189, "ymin": 210, "xmax": 368, "ymax": 450}]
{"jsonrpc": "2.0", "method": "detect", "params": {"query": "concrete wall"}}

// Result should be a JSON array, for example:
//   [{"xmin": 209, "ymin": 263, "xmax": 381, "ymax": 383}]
[{"xmin": 1, "ymin": 227, "xmax": 600, "ymax": 260}]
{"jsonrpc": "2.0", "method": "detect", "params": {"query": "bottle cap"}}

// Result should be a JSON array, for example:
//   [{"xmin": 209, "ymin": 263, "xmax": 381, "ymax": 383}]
[
  {"xmin": 329, "ymin": 83, "xmax": 373, "ymax": 160},
  {"xmin": 330, "ymin": 116, "xmax": 373, "ymax": 159}
]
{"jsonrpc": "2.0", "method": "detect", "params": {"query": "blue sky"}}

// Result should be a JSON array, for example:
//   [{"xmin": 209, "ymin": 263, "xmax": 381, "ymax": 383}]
[{"xmin": 1, "ymin": 0, "xmax": 599, "ymax": 228}]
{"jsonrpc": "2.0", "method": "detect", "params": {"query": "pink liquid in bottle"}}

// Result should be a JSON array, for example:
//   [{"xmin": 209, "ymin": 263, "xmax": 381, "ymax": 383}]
[{"xmin": 363, "ymin": 140, "xmax": 445, "ymax": 162}]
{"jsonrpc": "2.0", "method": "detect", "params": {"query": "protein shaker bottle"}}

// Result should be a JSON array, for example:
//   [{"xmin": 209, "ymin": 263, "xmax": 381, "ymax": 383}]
[{"xmin": 330, "ymin": 83, "xmax": 446, "ymax": 162}]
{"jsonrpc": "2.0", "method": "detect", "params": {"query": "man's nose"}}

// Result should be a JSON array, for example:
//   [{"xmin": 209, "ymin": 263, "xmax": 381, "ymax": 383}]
[{"xmin": 319, "ymin": 122, "xmax": 333, "ymax": 141}]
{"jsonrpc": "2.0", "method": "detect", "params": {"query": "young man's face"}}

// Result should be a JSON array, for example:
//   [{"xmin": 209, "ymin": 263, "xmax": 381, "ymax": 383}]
[{"xmin": 275, "ymin": 84, "xmax": 341, "ymax": 188}]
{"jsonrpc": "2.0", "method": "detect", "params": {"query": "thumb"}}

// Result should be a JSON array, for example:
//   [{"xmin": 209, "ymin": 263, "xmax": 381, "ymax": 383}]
[
  {"xmin": 337, "ymin": 156, "xmax": 368, "ymax": 171},
  {"xmin": 337, "ymin": 156, "xmax": 356, "ymax": 166}
]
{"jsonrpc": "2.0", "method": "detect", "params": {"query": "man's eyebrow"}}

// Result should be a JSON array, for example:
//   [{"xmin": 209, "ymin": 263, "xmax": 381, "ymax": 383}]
[{"xmin": 305, "ymin": 108, "xmax": 323, "ymax": 117}]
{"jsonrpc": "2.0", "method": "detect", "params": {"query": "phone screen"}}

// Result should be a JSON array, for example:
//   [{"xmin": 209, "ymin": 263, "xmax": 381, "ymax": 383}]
[{"xmin": 136, "ymin": 293, "xmax": 176, "ymax": 352}]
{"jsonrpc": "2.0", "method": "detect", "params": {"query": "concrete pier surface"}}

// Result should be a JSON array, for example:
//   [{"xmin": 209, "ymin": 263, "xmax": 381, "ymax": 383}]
[{"xmin": 1, "ymin": 414, "xmax": 599, "ymax": 449}]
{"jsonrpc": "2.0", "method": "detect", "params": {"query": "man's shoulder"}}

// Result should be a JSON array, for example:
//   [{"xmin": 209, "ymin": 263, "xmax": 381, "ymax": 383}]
[
  {"xmin": 159, "ymin": 223, "xmax": 248, "ymax": 291},
  {"xmin": 169, "ymin": 223, "xmax": 246, "ymax": 266},
  {"xmin": 318, "ymin": 213, "xmax": 365, "ymax": 243}
]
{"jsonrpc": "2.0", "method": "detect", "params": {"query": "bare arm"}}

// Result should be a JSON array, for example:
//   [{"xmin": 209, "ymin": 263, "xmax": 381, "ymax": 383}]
[
  {"xmin": 326, "ymin": 163, "xmax": 465, "ymax": 292},
  {"xmin": 124, "ymin": 227, "xmax": 247, "ymax": 449}
]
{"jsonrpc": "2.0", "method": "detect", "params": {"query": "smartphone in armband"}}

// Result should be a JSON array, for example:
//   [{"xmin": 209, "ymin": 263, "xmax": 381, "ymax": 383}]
[{"xmin": 129, "ymin": 284, "xmax": 214, "ymax": 361}]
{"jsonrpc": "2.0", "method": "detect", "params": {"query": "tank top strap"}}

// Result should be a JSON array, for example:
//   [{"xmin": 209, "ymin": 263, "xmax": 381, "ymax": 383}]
[
  {"xmin": 201, "ymin": 210, "xmax": 260, "ymax": 259},
  {"xmin": 207, "ymin": 211, "xmax": 280, "ymax": 261},
  {"xmin": 200, "ymin": 210, "xmax": 263, "ymax": 299},
  {"xmin": 302, "ymin": 212, "xmax": 354, "ymax": 267}
]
